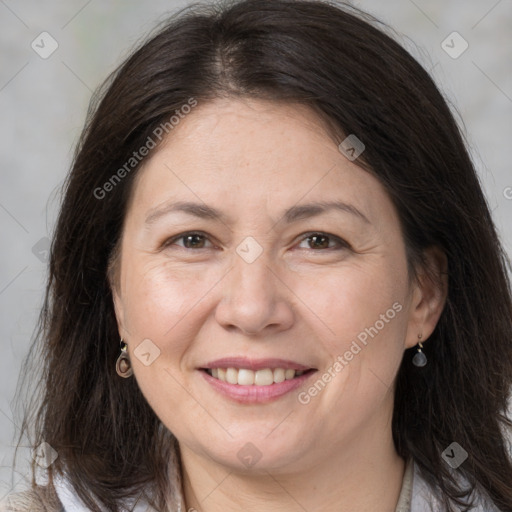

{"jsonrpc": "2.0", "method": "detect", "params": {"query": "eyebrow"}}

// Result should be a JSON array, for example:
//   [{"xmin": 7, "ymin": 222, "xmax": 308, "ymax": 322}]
[{"xmin": 144, "ymin": 200, "xmax": 370, "ymax": 226}]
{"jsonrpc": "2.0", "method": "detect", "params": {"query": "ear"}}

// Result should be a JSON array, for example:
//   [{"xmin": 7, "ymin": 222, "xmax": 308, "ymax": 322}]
[
  {"xmin": 108, "ymin": 252, "xmax": 129, "ymax": 341},
  {"xmin": 404, "ymin": 246, "xmax": 448, "ymax": 349},
  {"xmin": 111, "ymin": 285, "xmax": 128, "ymax": 340}
]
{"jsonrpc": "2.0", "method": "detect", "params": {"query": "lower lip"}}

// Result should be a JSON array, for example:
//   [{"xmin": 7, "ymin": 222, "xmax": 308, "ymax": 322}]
[{"xmin": 200, "ymin": 370, "xmax": 316, "ymax": 404}]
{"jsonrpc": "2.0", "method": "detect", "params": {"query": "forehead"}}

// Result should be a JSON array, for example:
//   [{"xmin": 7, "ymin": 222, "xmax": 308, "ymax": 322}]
[
  {"xmin": 125, "ymin": 97, "xmax": 395, "ymax": 229},
  {"xmin": 147, "ymin": 97, "xmax": 341, "ymax": 169}
]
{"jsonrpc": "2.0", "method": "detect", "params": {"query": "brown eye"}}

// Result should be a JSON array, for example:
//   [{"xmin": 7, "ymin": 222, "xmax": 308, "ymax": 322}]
[
  {"xmin": 181, "ymin": 234, "xmax": 207, "ymax": 248},
  {"xmin": 297, "ymin": 232, "xmax": 349, "ymax": 251},
  {"xmin": 307, "ymin": 234, "xmax": 330, "ymax": 249},
  {"xmin": 164, "ymin": 232, "xmax": 214, "ymax": 250}
]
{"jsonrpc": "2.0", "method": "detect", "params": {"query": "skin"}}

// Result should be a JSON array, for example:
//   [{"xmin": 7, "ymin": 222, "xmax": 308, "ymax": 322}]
[{"xmin": 111, "ymin": 97, "xmax": 447, "ymax": 512}]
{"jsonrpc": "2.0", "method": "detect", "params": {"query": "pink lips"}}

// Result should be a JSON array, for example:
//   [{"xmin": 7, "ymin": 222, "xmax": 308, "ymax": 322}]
[
  {"xmin": 201, "ymin": 357, "xmax": 311, "ymax": 371},
  {"xmin": 199, "ymin": 357, "xmax": 316, "ymax": 404}
]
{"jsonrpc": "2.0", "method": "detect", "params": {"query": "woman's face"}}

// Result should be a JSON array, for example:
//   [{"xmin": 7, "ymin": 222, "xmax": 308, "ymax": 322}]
[{"xmin": 112, "ymin": 97, "xmax": 437, "ymax": 472}]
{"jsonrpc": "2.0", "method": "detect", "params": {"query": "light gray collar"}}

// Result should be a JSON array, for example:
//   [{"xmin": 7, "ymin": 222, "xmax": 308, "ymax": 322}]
[{"xmin": 52, "ymin": 453, "xmax": 497, "ymax": 512}]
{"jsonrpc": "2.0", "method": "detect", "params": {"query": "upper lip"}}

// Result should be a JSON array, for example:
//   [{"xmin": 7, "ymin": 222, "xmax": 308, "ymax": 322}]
[{"xmin": 200, "ymin": 357, "xmax": 315, "ymax": 371}]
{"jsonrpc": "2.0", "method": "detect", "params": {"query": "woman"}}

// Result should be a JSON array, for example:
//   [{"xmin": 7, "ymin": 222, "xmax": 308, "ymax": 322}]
[{"xmin": 2, "ymin": 0, "xmax": 511, "ymax": 510}]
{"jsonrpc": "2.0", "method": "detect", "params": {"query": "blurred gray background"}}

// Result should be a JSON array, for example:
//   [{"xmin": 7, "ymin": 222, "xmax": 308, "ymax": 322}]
[{"xmin": 1, "ymin": 0, "xmax": 511, "ymax": 497}]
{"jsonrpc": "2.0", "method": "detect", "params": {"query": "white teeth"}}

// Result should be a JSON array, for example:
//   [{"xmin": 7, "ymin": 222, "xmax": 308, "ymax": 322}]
[
  {"xmin": 254, "ymin": 369, "xmax": 274, "ymax": 386},
  {"xmin": 237, "ymin": 369, "xmax": 254, "ymax": 385},
  {"xmin": 285, "ymin": 369, "xmax": 295, "ymax": 380},
  {"xmin": 208, "ymin": 367, "xmax": 306, "ymax": 385},
  {"xmin": 273, "ymin": 368, "xmax": 285, "ymax": 383},
  {"xmin": 226, "ymin": 367, "xmax": 238, "ymax": 384}
]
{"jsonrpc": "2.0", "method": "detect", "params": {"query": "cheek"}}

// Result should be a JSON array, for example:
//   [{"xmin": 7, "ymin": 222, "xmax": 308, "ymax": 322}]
[
  {"xmin": 120, "ymin": 258, "xmax": 211, "ymax": 340},
  {"xmin": 290, "ymin": 259, "xmax": 409, "ymax": 414},
  {"xmin": 119, "ymin": 259, "xmax": 215, "ymax": 428},
  {"xmin": 290, "ymin": 259, "xmax": 408, "ymax": 356}
]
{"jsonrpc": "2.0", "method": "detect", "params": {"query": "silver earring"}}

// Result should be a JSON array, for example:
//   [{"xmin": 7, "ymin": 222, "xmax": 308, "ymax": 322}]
[
  {"xmin": 412, "ymin": 333, "xmax": 427, "ymax": 367},
  {"xmin": 116, "ymin": 339, "xmax": 133, "ymax": 378}
]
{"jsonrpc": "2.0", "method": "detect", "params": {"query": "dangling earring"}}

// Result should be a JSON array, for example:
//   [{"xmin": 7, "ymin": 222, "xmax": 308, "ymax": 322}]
[
  {"xmin": 116, "ymin": 339, "xmax": 133, "ymax": 378},
  {"xmin": 412, "ymin": 333, "xmax": 427, "ymax": 367}
]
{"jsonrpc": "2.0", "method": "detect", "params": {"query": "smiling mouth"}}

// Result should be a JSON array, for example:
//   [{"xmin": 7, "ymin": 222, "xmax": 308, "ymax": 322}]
[{"xmin": 201, "ymin": 367, "xmax": 316, "ymax": 386}]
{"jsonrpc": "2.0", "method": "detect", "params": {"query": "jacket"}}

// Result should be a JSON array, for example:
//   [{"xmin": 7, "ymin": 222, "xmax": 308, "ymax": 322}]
[{"xmin": 0, "ymin": 454, "xmax": 501, "ymax": 511}]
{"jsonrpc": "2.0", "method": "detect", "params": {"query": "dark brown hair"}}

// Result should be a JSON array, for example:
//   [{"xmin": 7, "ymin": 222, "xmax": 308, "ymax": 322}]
[{"xmin": 11, "ymin": 0, "xmax": 512, "ymax": 510}]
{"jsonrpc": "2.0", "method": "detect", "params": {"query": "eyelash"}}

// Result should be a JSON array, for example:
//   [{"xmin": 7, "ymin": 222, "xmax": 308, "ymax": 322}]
[{"xmin": 162, "ymin": 231, "xmax": 351, "ymax": 252}]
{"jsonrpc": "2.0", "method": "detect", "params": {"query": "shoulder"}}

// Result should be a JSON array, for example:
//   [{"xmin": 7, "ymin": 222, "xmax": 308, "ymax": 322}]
[
  {"xmin": 410, "ymin": 459, "xmax": 502, "ymax": 512},
  {"xmin": 0, "ymin": 483, "xmax": 63, "ymax": 512}
]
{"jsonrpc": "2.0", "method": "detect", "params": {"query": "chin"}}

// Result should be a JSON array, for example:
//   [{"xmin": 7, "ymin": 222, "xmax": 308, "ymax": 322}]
[{"xmin": 193, "ymin": 433, "xmax": 308, "ymax": 473}]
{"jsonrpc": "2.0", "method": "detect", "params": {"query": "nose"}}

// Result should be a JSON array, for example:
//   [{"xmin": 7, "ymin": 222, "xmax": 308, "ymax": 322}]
[{"xmin": 214, "ymin": 251, "xmax": 295, "ymax": 336}]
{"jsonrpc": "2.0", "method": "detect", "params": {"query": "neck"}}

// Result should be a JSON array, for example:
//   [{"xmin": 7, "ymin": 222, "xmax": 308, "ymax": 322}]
[{"xmin": 179, "ymin": 416, "xmax": 406, "ymax": 512}]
